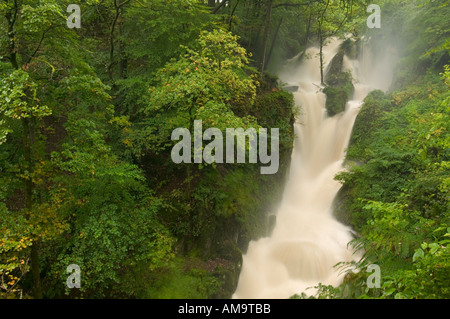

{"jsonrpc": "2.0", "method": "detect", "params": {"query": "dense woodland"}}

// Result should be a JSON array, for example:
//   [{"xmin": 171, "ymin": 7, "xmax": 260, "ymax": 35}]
[{"xmin": 0, "ymin": 0, "xmax": 448, "ymax": 299}]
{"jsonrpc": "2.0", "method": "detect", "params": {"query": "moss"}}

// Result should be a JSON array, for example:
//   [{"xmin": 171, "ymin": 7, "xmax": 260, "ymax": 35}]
[
  {"xmin": 323, "ymin": 80, "xmax": 353, "ymax": 116},
  {"xmin": 347, "ymin": 90, "xmax": 392, "ymax": 161},
  {"xmin": 332, "ymin": 91, "xmax": 393, "ymax": 228},
  {"xmin": 326, "ymin": 50, "xmax": 346, "ymax": 84},
  {"xmin": 251, "ymin": 73, "xmax": 295, "ymax": 156},
  {"xmin": 144, "ymin": 257, "xmax": 221, "ymax": 299}
]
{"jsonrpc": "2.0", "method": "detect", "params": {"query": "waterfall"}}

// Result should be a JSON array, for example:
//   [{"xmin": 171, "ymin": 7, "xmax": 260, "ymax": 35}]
[{"xmin": 233, "ymin": 38, "xmax": 396, "ymax": 299}]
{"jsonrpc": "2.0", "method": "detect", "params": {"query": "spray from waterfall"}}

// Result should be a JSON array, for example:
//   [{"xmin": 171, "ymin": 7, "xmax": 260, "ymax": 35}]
[{"xmin": 233, "ymin": 37, "xmax": 397, "ymax": 299}]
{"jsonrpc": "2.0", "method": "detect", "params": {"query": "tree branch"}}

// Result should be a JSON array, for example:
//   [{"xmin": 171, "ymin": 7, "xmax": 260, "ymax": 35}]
[
  {"xmin": 273, "ymin": 0, "xmax": 321, "ymax": 9},
  {"xmin": 26, "ymin": 26, "xmax": 52, "ymax": 65},
  {"xmin": 229, "ymin": 0, "xmax": 240, "ymax": 31},
  {"xmin": 212, "ymin": 0, "xmax": 228, "ymax": 14},
  {"xmin": 5, "ymin": 0, "xmax": 19, "ymax": 69},
  {"xmin": 108, "ymin": 0, "xmax": 131, "ymax": 81}
]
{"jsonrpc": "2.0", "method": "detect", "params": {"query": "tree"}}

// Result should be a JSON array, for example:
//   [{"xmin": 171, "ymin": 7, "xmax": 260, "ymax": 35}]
[
  {"xmin": 1, "ymin": 0, "xmax": 72, "ymax": 298},
  {"xmin": 129, "ymin": 29, "xmax": 260, "ymax": 157},
  {"xmin": 0, "ymin": 0, "xmax": 176, "ymax": 298}
]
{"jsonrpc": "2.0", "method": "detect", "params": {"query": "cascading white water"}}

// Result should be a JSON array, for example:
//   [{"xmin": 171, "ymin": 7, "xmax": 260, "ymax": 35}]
[{"xmin": 233, "ymin": 38, "xmax": 396, "ymax": 299}]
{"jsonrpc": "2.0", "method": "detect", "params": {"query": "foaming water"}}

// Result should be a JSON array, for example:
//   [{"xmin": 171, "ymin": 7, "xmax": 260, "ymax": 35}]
[{"xmin": 233, "ymin": 38, "xmax": 396, "ymax": 299}]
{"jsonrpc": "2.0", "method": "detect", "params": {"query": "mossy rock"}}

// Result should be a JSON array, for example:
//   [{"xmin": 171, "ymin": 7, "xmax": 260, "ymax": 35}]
[
  {"xmin": 323, "ymin": 82, "xmax": 352, "ymax": 116},
  {"xmin": 341, "ymin": 38, "xmax": 360, "ymax": 60},
  {"xmin": 347, "ymin": 90, "xmax": 392, "ymax": 160},
  {"xmin": 323, "ymin": 49, "xmax": 354, "ymax": 117},
  {"xmin": 326, "ymin": 50, "xmax": 346, "ymax": 85},
  {"xmin": 212, "ymin": 240, "xmax": 243, "ymax": 298},
  {"xmin": 252, "ymin": 87, "xmax": 294, "ymax": 128}
]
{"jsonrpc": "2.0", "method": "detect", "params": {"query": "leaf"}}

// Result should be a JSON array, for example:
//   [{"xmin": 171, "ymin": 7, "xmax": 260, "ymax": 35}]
[
  {"xmin": 428, "ymin": 243, "xmax": 440, "ymax": 254},
  {"xmin": 413, "ymin": 248, "xmax": 424, "ymax": 262},
  {"xmin": 394, "ymin": 293, "xmax": 407, "ymax": 299},
  {"xmin": 384, "ymin": 287, "xmax": 396, "ymax": 296}
]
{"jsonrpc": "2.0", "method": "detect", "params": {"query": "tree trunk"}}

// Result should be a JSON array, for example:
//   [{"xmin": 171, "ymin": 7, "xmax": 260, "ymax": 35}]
[
  {"xmin": 108, "ymin": 0, "xmax": 131, "ymax": 81},
  {"xmin": 229, "ymin": 0, "xmax": 240, "ymax": 32},
  {"xmin": 260, "ymin": 0, "xmax": 273, "ymax": 74},
  {"xmin": 304, "ymin": 12, "xmax": 312, "ymax": 47},
  {"xmin": 31, "ymin": 242, "xmax": 42, "ymax": 299},
  {"xmin": 318, "ymin": 0, "xmax": 331, "ymax": 85},
  {"xmin": 7, "ymin": 0, "xmax": 43, "ymax": 299},
  {"xmin": 6, "ymin": 0, "xmax": 19, "ymax": 70},
  {"xmin": 266, "ymin": 17, "xmax": 283, "ymax": 71},
  {"xmin": 22, "ymin": 117, "xmax": 42, "ymax": 299},
  {"xmin": 211, "ymin": 0, "xmax": 228, "ymax": 14},
  {"xmin": 252, "ymin": 2, "xmax": 263, "ymax": 54},
  {"xmin": 117, "ymin": 19, "xmax": 127, "ymax": 79},
  {"xmin": 319, "ymin": 22, "xmax": 324, "ymax": 85}
]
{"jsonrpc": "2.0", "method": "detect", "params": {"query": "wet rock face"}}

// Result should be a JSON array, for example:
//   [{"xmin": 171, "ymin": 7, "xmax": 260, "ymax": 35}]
[
  {"xmin": 326, "ymin": 50, "xmax": 346, "ymax": 85},
  {"xmin": 283, "ymin": 85, "xmax": 299, "ymax": 93}
]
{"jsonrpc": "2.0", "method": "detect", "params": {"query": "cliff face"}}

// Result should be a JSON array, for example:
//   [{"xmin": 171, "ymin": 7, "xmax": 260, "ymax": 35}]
[{"xmin": 188, "ymin": 73, "xmax": 296, "ymax": 299}]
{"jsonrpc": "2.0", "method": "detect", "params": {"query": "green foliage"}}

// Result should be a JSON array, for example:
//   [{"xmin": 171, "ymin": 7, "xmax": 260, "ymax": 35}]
[
  {"xmin": 0, "ymin": 0, "xmax": 183, "ymax": 299},
  {"xmin": 0, "ymin": 200, "xmax": 33, "ymax": 297},
  {"xmin": 128, "ymin": 29, "xmax": 259, "ymax": 156},
  {"xmin": 333, "ymin": 66, "xmax": 450, "ymax": 298},
  {"xmin": 12, "ymin": 0, "xmax": 450, "ymax": 301},
  {"xmin": 121, "ymin": 0, "xmax": 215, "ymax": 75},
  {"xmin": 0, "ymin": 69, "xmax": 51, "ymax": 120},
  {"xmin": 20, "ymin": 0, "xmax": 65, "ymax": 33},
  {"xmin": 145, "ymin": 257, "xmax": 221, "ymax": 299},
  {"xmin": 43, "ymin": 97, "xmax": 176, "ymax": 298},
  {"xmin": 52, "ymin": 202, "xmax": 175, "ymax": 298},
  {"xmin": 110, "ymin": 0, "xmax": 218, "ymax": 116}
]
